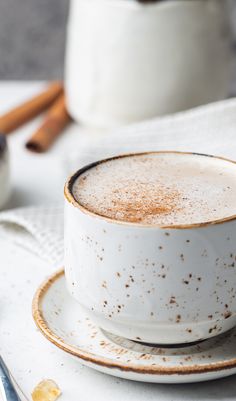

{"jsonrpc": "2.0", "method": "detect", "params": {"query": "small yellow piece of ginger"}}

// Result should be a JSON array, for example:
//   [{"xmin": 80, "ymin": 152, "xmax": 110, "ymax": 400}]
[{"xmin": 32, "ymin": 379, "xmax": 61, "ymax": 401}]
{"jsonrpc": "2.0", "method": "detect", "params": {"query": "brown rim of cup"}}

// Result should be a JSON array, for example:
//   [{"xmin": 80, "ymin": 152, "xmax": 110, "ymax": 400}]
[{"xmin": 64, "ymin": 150, "xmax": 236, "ymax": 230}]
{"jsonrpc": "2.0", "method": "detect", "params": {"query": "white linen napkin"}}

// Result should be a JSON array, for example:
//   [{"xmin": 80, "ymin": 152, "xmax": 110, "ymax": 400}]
[
  {"xmin": 2, "ymin": 97, "xmax": 236, "ymax": 266},
  {"xmin": 67, "ymin": 97, "xmax": 236, "ymax": 170},
  {"xmin": 0, "ymin": 205, "xmax": 64, "ymax": 266}
]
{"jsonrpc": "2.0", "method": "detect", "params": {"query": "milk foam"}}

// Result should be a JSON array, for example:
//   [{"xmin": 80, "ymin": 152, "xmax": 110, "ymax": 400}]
[{"xmin": 72, "ymin": 153, "xmax": 236, "ymax": 226}]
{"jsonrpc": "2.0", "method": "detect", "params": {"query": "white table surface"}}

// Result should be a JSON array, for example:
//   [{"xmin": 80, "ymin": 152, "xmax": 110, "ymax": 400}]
[{"xmin": 1, "ymin": 82, "xmax": 236, "ymax": 401}]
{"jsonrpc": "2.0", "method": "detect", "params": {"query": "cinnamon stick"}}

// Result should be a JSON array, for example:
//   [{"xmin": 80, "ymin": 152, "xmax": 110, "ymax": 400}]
[
  {"xmin": 0, "ymin": 82, "xmax": 63, "ymax": 134},
  {"xmin": 25, "ymin": 93, "xmax": 71, "ymax": 153}
]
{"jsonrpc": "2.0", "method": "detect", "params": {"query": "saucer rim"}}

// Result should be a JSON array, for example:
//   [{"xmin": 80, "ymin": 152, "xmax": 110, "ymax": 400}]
[{"xmin": 32, "ymin": 269, "xmax": 236, "ymax": 377}]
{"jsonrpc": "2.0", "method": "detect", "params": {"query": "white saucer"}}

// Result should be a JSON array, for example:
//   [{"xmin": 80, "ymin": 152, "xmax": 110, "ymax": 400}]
[{"xmin": 33, "ymin": 270, "xmax": 236, "ymax": 384}]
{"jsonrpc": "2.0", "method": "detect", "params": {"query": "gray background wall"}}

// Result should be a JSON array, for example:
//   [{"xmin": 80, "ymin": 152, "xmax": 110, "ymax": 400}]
[
  {"xmin": 0, "ymin": 0, "xmax": 235, "ymax": 80},
  {"xmin": 0, "ymin": 0, "xmax": 69, "ymax": 79}
]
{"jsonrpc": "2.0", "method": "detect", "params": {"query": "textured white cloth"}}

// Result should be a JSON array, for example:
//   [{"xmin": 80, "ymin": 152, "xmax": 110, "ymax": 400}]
[
  {"xmin": 2, "ymin": 97, "xmax": 236, "ymax": 266},
  {"xmin": 68, "ymin": 97, "xmax": 236, "ymax": 169},
  {"xmin": 0, "ymin": 205, "xmax": 64, "ymax": 266}
]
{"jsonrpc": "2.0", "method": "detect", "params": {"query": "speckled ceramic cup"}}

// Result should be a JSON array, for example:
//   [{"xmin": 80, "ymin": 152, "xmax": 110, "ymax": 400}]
[{"xmin": 64, "ymin": 152, "xmax": 236, "ymax": 344}]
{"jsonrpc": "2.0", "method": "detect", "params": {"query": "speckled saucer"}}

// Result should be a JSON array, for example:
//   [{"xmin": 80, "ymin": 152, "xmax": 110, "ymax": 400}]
[{"xmin": 32, "ymin": 270, "xmax": 236, "ymax": 383}]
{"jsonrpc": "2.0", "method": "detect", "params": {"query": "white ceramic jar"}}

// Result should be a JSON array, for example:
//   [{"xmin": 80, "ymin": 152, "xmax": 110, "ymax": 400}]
[
  {"xmin": 65, "ymin": 0, "xmax": 233, "ymax": 128},
  {"xmin": 64, "ymin": 152, "xmax": 236, "ymax": 345}
]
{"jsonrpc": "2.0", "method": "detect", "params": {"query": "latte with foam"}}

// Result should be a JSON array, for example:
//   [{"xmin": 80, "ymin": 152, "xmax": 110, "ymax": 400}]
[{"xmin": 72, "ymin": 152, "xmax": 236, "ymax": 226}]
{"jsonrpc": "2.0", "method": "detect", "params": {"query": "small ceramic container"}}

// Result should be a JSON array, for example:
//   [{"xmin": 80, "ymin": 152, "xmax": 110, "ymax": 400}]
[
  {"xmin": 64, "ymin": 152, "xmax": 236, "ymax": 344},
  {"xmin": 0, "ymin": 135, "xmax": 10, "ymax": 210},
  {"xmin": 65, "ymin": 0, "xmax": 233, "ymax": 127}
]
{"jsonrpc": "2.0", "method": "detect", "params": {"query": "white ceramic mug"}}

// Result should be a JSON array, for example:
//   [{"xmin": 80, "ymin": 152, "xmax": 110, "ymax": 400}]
[
  {"xmin": 64, "ymin": 152, "xmax": 236, "ymax": 344},
  {"xmin": 65, "ymin": 0, "xmax": 233, "ymax": 128}
]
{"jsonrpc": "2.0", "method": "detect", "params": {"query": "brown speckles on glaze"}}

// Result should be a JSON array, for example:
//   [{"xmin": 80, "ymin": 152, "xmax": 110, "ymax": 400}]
[
  {"xmin": 224, "ymin": 311, "xmax": 232, "ymax": 319},
  {"xmin": 180, "ymin": 254, "xmax": 184, "ymax": 261},
  {"xmin": 116, "ymin": 272, "xmax": 121, "ymax": 278},
  {"xmin": 209, "ymin": 325, "xmax": 217, "ymax": 334},
  {"xmin": 169, "ymin": 296, "xmax": 176, "ymax": 305},
  {"xmin": 176, "ymin": 314, "xmax": 181, "ymax": 323},
  {"xmin": 101, "ymin": 281, "xmax": 107, "ymax": 289},
  {"xmin": 139, "ymin": 354, "xmax": 152, "ymax": 361},
  {"xmin": 129, "ymin": 275, "xmax": 134, "ymax": 283}
]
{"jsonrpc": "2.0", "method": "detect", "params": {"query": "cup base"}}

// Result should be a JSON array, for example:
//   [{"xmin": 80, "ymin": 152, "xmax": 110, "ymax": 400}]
[{"xmin": 79, "ymin": 304, "xmax": 236, "ymax": 345}]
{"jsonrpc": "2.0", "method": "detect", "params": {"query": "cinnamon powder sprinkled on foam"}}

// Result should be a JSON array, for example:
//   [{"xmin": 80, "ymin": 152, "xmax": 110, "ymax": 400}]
[
  {"xmin": 72, "ymin": 153, "xmax": 236, "ymax": 225},
  {"xmin": 103, "ymin": 183, "xmax": 181, "ymax": 223}
]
